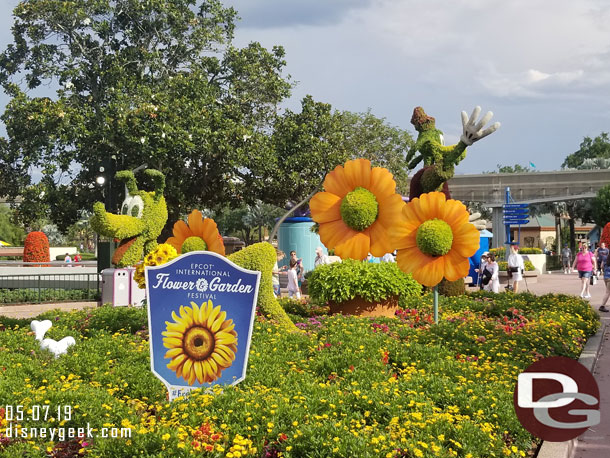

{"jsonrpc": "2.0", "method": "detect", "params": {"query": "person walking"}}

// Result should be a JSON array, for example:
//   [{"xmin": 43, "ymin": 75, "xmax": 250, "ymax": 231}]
[
  {"xmin": 572, "ymin": 244, "xmax": 596, "ymax": 299},
  {"xmin": 598, "ymin": 258, "xmax": 610, "ymax": 313},
  {"xmin": 287, "ymin": 259, "xmax": 301, "ymax": 299},
  {"xmin": 561, "ymin": 244, "xmax": 572, "ymax": 274},
  {"xmin": 475, "ymin": 253, "xmax": 489, "ymax": 290},
  {"xmin": 484, "ymin": 253, "xmax": 500, "ymax": 293},
  {"xmin": 507, "ymin": 244, "xmax": 525, "ymax": 293},
  {"xmin": 314, "ymin": 247, "xmax": 329, "ymax": 268},
  {"xmin": 272, "ymin": 249, "xmax": 285, "ymax": 297},
  {"xmin": 596, "ymin": 242, "xmax": 609, "ymax": 276}
]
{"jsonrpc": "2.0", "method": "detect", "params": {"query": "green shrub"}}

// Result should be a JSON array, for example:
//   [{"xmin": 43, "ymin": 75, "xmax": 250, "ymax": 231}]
[
  {"xmin": 308, "ymin": 259, "xmax": 421, "ymax": 304},
  {"xmin": 228, "ymin": 242, "xmax": 296, "ymax": 331},
  {"xmin": 498, "ymin": 260, "xmax": 536, "ymax": 271},
  {"xmin": 277, "ymin": 297, "xmax": 329, "ymax": 317},
  {"xmin": 489, "ymin": 247, "xmax": 542, "ymax": 258},
  {"xmin": 0, "ymin": 288, "xmax": 100, "ymax": 304},
  {"xmin": 437, "ymin": 278, "xmax": 465, "ymax": 296}
]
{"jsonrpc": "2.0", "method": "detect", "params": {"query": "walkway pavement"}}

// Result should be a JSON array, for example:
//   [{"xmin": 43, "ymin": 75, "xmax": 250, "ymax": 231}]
[{"xmin": 0, "ymin": 301, "xmax": 98, "ymax": 319}]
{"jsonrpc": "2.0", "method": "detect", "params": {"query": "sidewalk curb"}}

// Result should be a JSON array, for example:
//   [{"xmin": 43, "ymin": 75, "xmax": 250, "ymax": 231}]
[{"xmin": 536, "ymin": 320, "xmax": 607, "ymax": 458}]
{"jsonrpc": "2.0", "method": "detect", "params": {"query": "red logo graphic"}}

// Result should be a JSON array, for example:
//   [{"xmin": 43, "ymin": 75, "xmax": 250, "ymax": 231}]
[{"xmin": 513, "ymin": 356, "xmax": 600, "ymax": 441}]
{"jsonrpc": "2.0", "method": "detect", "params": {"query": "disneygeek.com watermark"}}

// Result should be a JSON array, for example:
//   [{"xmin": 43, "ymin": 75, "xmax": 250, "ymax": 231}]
[
  {"xmin": 2, "ymin": 405, "xmax": 131, "ymax": 441},
  {"xmin": 513, "ymin": 356, "xmax": 600, "ymax": 441}
]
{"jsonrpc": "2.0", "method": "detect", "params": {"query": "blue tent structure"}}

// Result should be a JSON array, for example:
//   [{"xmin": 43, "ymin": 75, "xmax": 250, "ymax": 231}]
[{"xmin": 469, "ymin": 230, "xmax": 493, "ymax": 286}]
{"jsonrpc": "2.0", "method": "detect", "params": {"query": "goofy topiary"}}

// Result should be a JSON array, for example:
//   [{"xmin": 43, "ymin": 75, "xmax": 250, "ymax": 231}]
[{"xmin": 90, "ymin": 169, "xmax": 168, "ymax": 268}]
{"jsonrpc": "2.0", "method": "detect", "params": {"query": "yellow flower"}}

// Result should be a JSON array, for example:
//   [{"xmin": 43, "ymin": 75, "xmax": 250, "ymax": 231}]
[
  {"xmin": 166, "ymin": 210, "xmax": 225, "ymax": 256},
  {"xmin": 310, "ymin": 158, "xmax": 404, "ymax": 260},
  {"xmin": 390, "ymin": 191, "xmax": 479, "ymax": 286},
  {"xmin": 163, "ymin": 300, "xmax": 238, "ymax": 385}
]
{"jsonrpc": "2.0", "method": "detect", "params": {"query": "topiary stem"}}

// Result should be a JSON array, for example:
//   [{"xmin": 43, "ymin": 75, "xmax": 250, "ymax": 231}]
[{"xmin": 433, "ymin": 285, "xmax": 439, "ymax": 324}]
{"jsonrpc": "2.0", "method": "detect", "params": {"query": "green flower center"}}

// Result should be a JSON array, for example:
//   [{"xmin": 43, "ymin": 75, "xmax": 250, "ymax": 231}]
[
  {"xmin": 416, "ymin": 219, "xmax": 453, "ymax": 256},
  {"xmin": 340, "ymin": 187, "xmax": 379, "ymax": 231},
  {"xmin": 181, "ymin": 236, "xmax": 207, "ymax": 253}
]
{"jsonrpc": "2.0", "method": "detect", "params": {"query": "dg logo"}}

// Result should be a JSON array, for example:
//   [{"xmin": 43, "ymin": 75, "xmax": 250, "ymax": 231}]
[{"xmin": 513, "ymin": 356, "xmax": 600, "ymax": 441}]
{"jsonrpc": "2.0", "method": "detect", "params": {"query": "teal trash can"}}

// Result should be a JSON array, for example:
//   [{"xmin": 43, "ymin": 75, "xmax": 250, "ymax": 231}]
[{"xmin": 278, "ymin": 217, "xmax": 326, "ymax": 272}]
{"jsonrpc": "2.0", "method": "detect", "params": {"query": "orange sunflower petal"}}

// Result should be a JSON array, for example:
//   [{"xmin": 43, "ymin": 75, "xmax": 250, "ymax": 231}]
[
  {"xmin": 444, "ymin": 249, "xmax": 471, "ymax": 282},
  {"xmin": 368, "ymin": 167, "xmax": 397, "ymax": 200},
  {"xmin": 343, "ymin": 158, "xmax": 372, "ymax": 190},
  {"xmin": 368, "ymin": 221, "xmax": 393, "ymax": 257},
  {"xmin": 451, "ymin": 222, "xmax": 480, "ymax": 257},
  {"xmin": 172, "ymin": 220, "xmax": 192, "ymax": 243},
  {"xmin": 418, "ymin": 191, "xmax": 446, "ymax": 222},
  {"xmin": 377, "ymin": 193, "xmax": 406, "ymax": 229},
  {"xmin": 396, "ymin": 246, "xmax": 430, "ymax": 274},
  {"xmin": 310, "ymin": 192, "xmax": 342, "ymax": 224},
  {"xmin": 318, "ymin": 219, "xmax": 359, "ymax": 249},
  {"xmin": 335, "ymin": 232, "xmax": 370, "ymax": 260},
  {"xmin": 443, "ymin": 199, "xmax": 469, "ymax": 229},
  {"xmin": 390, "ymin": 221, "xmax": 418, "ymax": 250},
  {"xmin": 165, "ymin": 236, "xmax": 181, "ymax": 252},
  {"xmin": 207, "ymin": 235, "xmax": 226, "ymax": 256},
  {"xmin": 413, "ymin": 256, "xmax": 445, "ymax": 287},
  {"xmin": 402, "ymin": 199, "xmax": 423, "ymax": 226},
  {"xmin": 323, "ymin": 164, "xmax": 352, "ymax": 198},
  {"xmin": 188, "ymin": 210, "xmax": 205, "ymax": 238}
]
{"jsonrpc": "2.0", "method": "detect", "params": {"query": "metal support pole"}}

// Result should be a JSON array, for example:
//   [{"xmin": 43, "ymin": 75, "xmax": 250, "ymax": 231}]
[
  {"xmin": 492, "ymin": 207, "xmax": 506, "ymax": 248},
  {"xmin": 505, "ymin": 187, "xmax": 511, "ymax": 244},
  {"xmin": 433, "ymin": 285, "xmax": 439, "ymax": 324}
]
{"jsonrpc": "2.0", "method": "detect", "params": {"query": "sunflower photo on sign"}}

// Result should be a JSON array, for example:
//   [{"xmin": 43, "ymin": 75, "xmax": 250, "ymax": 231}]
[
  {"xmin": 146, "ymin": 251, "xmax": 260, "ymax": 401},
  {"xmin": 163, "ymin": 300, "xmax": 238, "ymax": 385}
]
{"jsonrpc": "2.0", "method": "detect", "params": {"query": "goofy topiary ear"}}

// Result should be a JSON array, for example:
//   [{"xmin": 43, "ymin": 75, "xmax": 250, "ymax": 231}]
[
  {"xmin": 144, "ymin": 169, "xmax": 165, "ymax": 200},
  {"xmin": 115, "ymin": 171, "xmax": 138, "ymax": 194}
]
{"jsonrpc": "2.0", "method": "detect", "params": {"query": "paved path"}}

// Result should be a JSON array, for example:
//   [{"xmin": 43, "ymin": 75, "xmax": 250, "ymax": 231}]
[{"xmin": 0, "ymin": 301, "xmax": 98, "ymax": 319}]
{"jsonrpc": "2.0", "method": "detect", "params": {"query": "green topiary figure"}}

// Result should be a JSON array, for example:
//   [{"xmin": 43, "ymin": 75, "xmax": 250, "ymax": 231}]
[
  {"xmin": 90, "ymin": 169, "xmax": 167, "ymax": 267},
  {"xmin": 437, "ymin": 277, "xmax": 465, "ymax": 297},
  {"xmin": 228, "ymin": 242, "xmax": 296, "ymax": 332},
  {"xmin": 23, "ymin": 231, "xmax": 50, "ymax": 265},
  {"xmin": 406, "ymin": 106, "xmax": 500, "ymax": 199}
]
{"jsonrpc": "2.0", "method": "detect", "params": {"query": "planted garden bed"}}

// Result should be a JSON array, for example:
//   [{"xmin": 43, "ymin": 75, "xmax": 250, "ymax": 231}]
[{"xmin": 0, "ymin": 292, "xmax": 599, "ymax": 457}]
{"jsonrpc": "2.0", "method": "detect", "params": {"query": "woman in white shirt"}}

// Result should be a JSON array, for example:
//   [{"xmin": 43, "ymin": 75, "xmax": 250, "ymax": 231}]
[{"xmin": 507, "ymin": 244, "xmax": 525, "ymax": 293}]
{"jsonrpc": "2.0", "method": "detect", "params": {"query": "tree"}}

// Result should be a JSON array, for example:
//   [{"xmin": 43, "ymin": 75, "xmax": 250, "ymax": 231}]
[
  {"xmin": 0, "ymin": 0, "xmax": 291, "ymax": 234},
  {"xmin": 562, "ymin": 133, "xmax": 610, "ymax": 169},
  {"xmin": 336, "ymin": 109, "xmax": 413, "ymax": 194},
  {"xmin": 214, "ymin": 201, "xmax": 283, "ymax": 245},
  {"xmin": 257, "ymin": 96, "xmax": 414, "ymax": 209},
  {"xmin": 0, "ymin": 206, "xmax": 25, "ymax": 245},
  {"xmin": 485, "ymin": 163, "xmax": 532, "ymax": 173},
  {"xmin": 592, "ymin": 184, "xmax": 610, "ymax": 228}
]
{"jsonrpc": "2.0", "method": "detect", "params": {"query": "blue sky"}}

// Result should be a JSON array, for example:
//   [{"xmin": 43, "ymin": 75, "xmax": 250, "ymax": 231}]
[{"xmin": 2, "ymin": 0, "xmax": 610, "ymax": 175}]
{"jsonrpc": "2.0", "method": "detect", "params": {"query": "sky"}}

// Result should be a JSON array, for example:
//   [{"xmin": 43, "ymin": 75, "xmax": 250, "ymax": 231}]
[{"xmin": 2, "ymin": 0, "xmax": 610, "ymax": 175}]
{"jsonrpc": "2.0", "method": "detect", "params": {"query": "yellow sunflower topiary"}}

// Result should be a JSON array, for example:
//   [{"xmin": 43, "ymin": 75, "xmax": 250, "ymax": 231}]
[
  {"xmin": 310, "ymin": 158, "xmax": 405, "ymax": 260},
  {"xmin": 389, "ymin": 191, "xmax": 479, "ymax": 287},
  {"xmin": 165, "ymin": 210, "xmax": 225, "ymax": 256}
]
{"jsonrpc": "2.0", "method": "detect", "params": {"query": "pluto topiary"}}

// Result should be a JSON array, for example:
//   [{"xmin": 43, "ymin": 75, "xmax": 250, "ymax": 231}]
[
  {"xmin": 228, "ymin": 242, "xmax": 296, "ymax": 332},
  {"xmin": 90, "ymin": 169, "xmax": 167, "ymax": 267},
  {"xmin": 23, "ymin": 231, "xmax": 51, "ymax": 265}
]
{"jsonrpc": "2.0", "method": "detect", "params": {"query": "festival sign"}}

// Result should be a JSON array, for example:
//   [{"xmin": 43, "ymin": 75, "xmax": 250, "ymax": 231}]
[{"xmin": 145, "ymin": 251, "xmax": 260, "ymax": 401}]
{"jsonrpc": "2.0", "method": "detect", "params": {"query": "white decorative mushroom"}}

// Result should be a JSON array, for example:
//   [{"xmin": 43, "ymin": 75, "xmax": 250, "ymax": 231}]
[
  {"xmin": 30, "ymin": 320, "xmax": 53, "ymax": 341},
  {"xmin": 40, "ymin": 336, "xmax": 76, "ymax": 358}
]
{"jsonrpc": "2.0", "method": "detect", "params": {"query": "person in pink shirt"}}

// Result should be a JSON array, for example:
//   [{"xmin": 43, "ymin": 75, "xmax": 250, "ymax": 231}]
[{"xmin": 572, "ymin": 243, "xmax": 597, "ymax": 299}]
